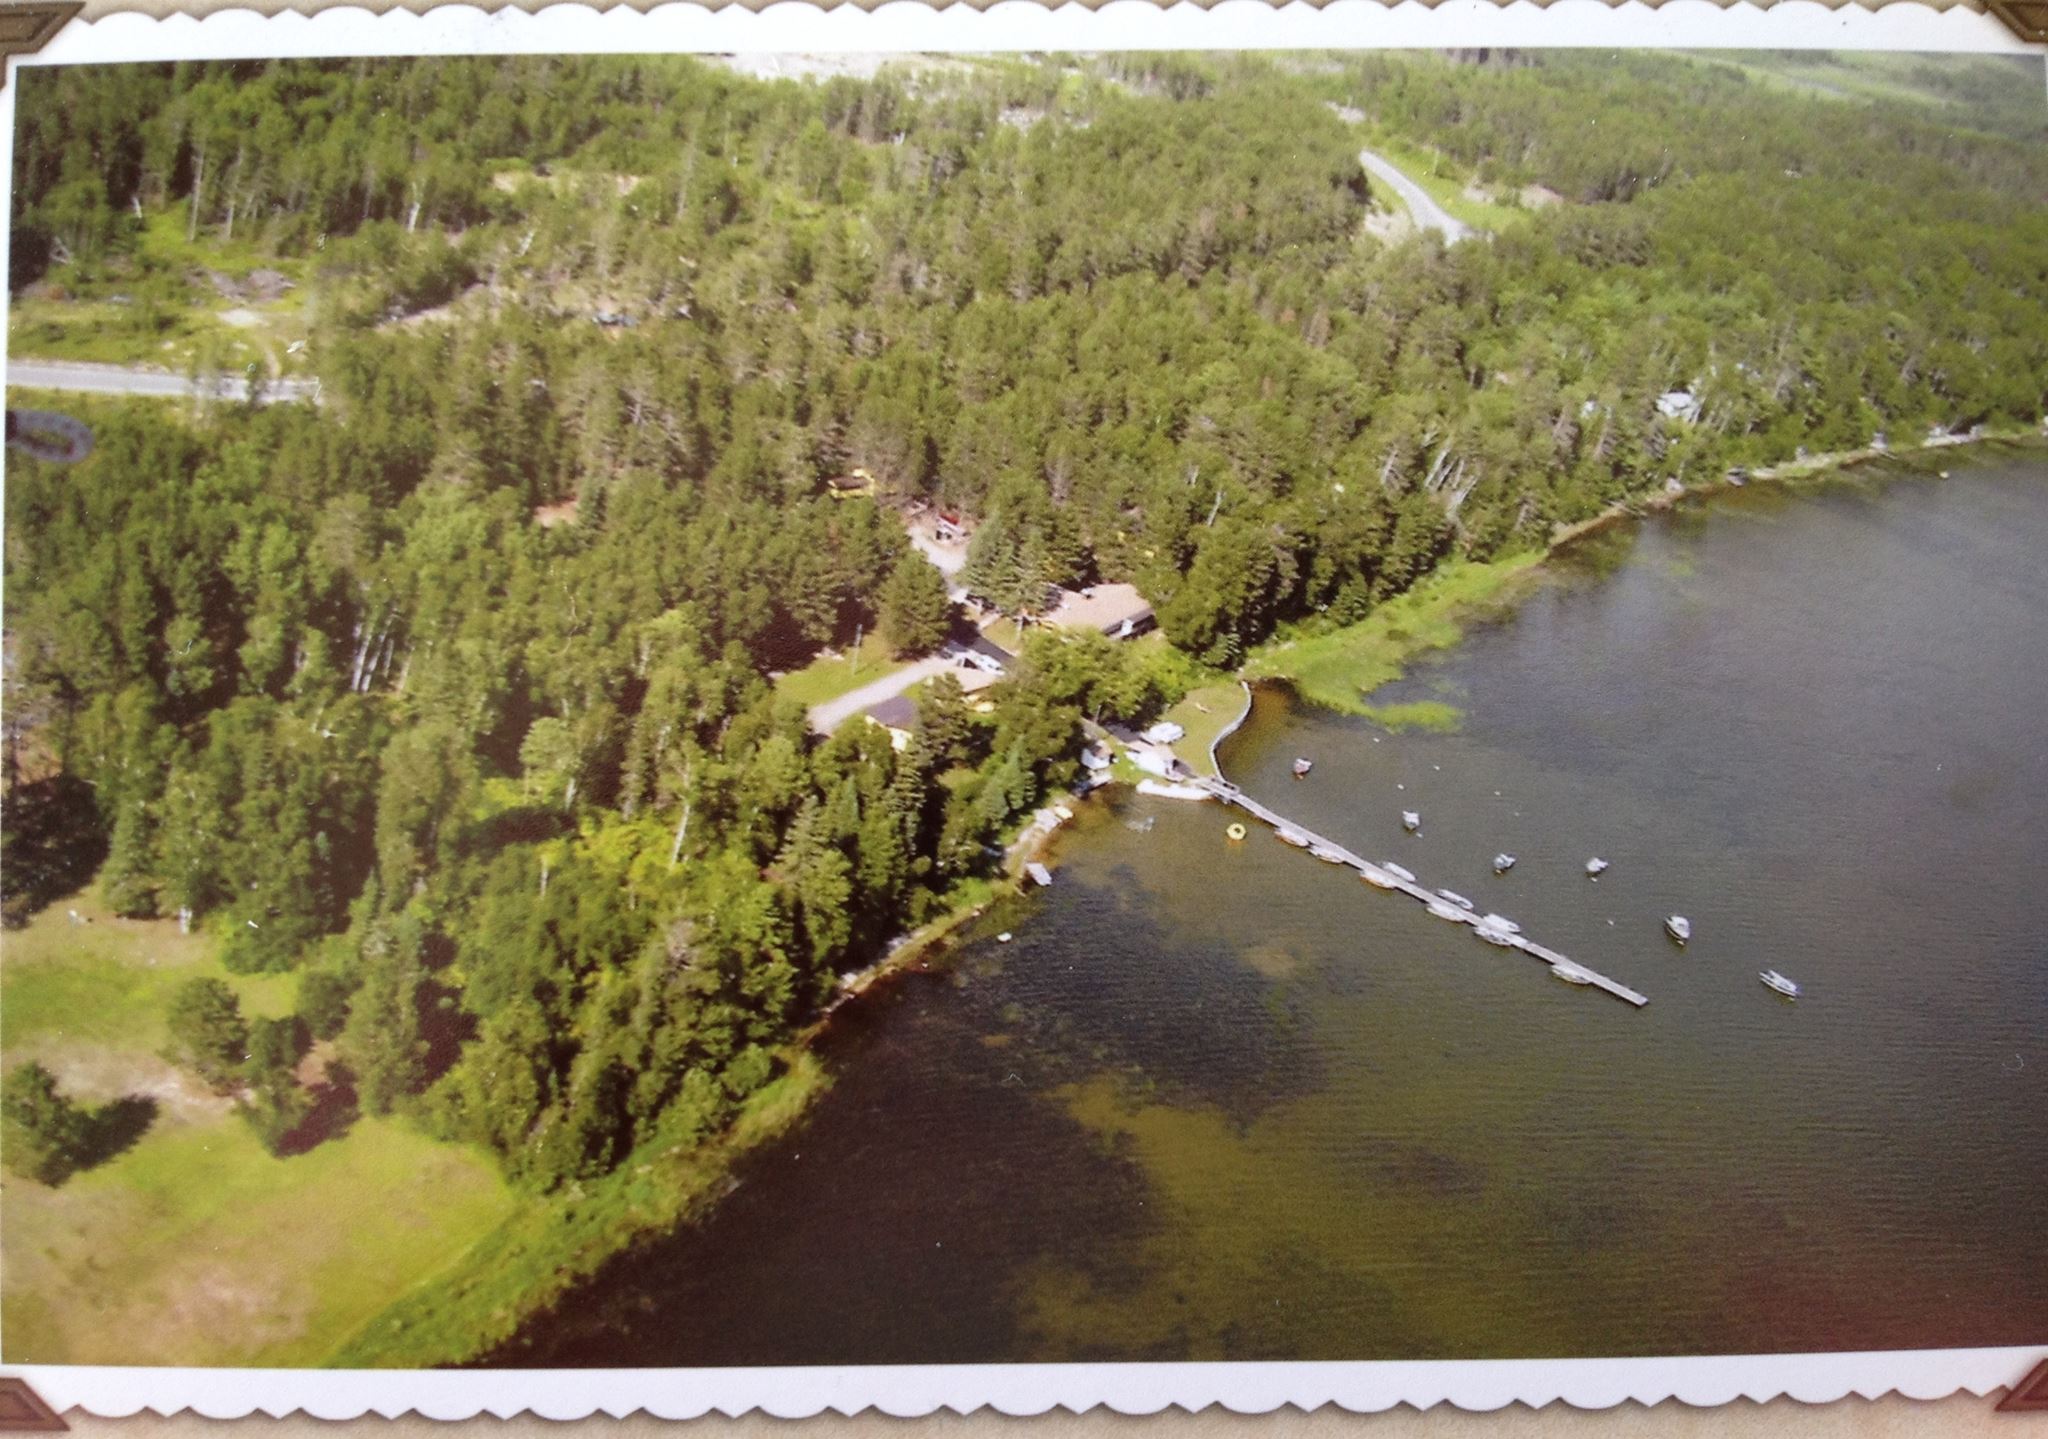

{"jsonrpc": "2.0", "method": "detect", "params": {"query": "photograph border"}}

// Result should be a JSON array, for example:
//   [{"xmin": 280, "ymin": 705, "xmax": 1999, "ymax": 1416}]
[{"xmin": 2, "ymin": 0, "xmax": 2044, "ymax": 1418}]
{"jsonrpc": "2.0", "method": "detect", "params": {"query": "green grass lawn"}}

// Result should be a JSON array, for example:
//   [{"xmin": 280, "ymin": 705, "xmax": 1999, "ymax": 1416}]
[
  {"xmin": 1158, "ymin": 681, "xmax": 1251, "ymax": 778},
  {"xmin": 773, "ymin": 631, "xmax": 910, "ymax": 709},
  {"xmin": 1245, "ymin": 555, "xmax": 1543, "ymax": 715},
  {"xmin": 2, "ymin": 884, "xmax": 297, "ymax": 1062},
  {"xmin": 0, "ymin": 885, "xmax": 518, "ymax": 1366}
]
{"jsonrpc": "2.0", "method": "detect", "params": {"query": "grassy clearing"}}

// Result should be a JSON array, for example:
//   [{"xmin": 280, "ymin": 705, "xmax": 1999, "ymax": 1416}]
[
  {"xmin": 10, "ymin": 208, "xmax": 315, "ymax": 373},
  {"xmin": 2, "ymin": 884, "xmax": 297, "ymax": 1064},
  {"xmin": 1367, "ymin": 136, "xmax": 1529, "ymax": 233},
  {"xmin": 2, "ymin": 1111, "xmax": 516, "ymax": 1366},
  {"xmin": 332, "ymin": 1048, "xmax": 830, "ymax": 1367},
  {"xmin": 1245, "ymin": 555, "xmax": 1544, "ymax": 714},
  {"xmin": 1158, "ymin": 681, "xmax": 1251, "ymax": 778},
  {"xmin": 773, "ymin": 631, "xmax": 909, "ymax": 709},
  {"xmin": 1, "ymin": 886, "xmax": 517, "ymax": 1367}
]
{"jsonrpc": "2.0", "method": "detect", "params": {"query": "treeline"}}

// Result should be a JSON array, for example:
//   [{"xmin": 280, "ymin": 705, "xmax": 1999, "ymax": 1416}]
[
  {"xmin": 6, "ymin": 392, "xmax": 1193, "ymax": 1184},
  {"xmin": 8, "ymin": 50, "xmax": 2048, "ymax": 1188}
]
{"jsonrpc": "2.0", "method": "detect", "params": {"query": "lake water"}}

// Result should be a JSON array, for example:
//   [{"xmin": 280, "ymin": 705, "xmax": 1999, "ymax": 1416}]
[{"xmin": 500, "ymin": 453, "xmax": 2048, "ymax": 1365}]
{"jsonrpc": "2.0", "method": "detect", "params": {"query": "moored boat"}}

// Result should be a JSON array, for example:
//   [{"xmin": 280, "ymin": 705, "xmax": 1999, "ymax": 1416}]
[
  {"xmin": 1473, "ymin": 923, "xmax": 1518, "ymax": 948},
  {"xmin": 1426, "ymin": 901, "xmax": 1469, "ymax": 922},
  {"xmin": 1360, "ymin": 866, "xmax": 1398, "ymax": 889},
  {"xmin": 1382, "ymin": 861, "xmax": 1417, "ymax": 883},
  {"xmin": 1478, "ymin": 913, "xmax": 1521, "ymax": 935},
  {"xmin": 1276, "ymin": 828, "xmax": 1312, "ymax": 848},
  {"xmin": 1552, "ymin": 966, "xmax": 1595, "ymax": 985},
  {"xmin": 1493, "ymin": 853, "xmax": 1517, "ymax": 873},
  {"xmin": 1760, "ymin": 969, "xmax": 1801, "ymax": 998},
  {"xmin": 1310, "ymin": 844, "xmax": 1349, "ymax": 865},
  {"xmin": 1436, "ymin": 889, "xmax": 1475, "ymax": 911},
  {"xmin": 1665, "ymin": 914, "xmax": 1692, "ymax": 944}
]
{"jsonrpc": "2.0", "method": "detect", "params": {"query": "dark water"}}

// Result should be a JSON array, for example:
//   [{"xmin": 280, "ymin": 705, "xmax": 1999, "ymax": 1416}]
[{"xmin": 503, "ymin": 456, "xmax": 2048, "ymax": 1365}]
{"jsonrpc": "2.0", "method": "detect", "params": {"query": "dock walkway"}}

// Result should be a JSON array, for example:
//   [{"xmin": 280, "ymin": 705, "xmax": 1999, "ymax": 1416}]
[{"xmin": 1193, "ymin": 777, "xmax": 1648, "ymax": 1008}]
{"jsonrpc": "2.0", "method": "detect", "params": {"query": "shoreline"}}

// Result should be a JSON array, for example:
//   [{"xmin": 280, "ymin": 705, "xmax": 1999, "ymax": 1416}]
[
  {"xmin": 338, "ymin": 787, "xmax": 1078, "ymax": 1368},
  {"xmin": 1248, "ymin": 426, "xmax": 2048, "ymax": 718},
  {"xmin": 1547, "ymin": 425, "xmax": 2046, "ymax": 552},
  {"xmin": 337, "ymin": 427, "xmax": 2046, "ymax": 1366}
]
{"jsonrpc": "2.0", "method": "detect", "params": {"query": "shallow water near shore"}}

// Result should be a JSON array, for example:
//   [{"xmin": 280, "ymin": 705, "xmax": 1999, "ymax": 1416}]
[{"xmin": 499, "ymin": 456, "xmax": 2048, "ymax": 1365}]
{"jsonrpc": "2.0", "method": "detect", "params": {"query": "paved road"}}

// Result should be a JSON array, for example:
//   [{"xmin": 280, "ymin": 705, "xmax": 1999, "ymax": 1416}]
[
  {"xmin": 807, "ymin": 654, "xmax": 955, "ymax": 735},
  {"xmin": 7, "ymin": 358, "xmax": 320, "ymax": 405},
  {"xmin": 1358, "ymin": 149, "xmax": 1472, "ymax": 244}
]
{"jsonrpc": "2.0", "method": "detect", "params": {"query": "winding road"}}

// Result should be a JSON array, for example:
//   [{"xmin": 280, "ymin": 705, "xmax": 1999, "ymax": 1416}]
[
  {"xmin": 1358, "ymin": 148, "xmax": 1473, "ymax": 244},
  {"xmin": 7, "ymin": 358, "xmax": 320, "ymax": 405}
]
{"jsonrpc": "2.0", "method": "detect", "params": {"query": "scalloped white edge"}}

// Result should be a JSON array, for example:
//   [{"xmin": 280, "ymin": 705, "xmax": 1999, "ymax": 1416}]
[
  {"xmin": 3, "ymin": 1349, "xmax": 2043, "ymax": 1417},
  {"xmin": 17, "ymin": 0, "xmax": 2048, "ymax": 60},
  {"xmin": 3, "ymin": 0, "xmax": 2044, "ymax": 1420}
]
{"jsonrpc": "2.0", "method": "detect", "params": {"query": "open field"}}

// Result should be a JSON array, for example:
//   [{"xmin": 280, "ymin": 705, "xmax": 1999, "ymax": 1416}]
[{"xmin": 0, "ymin": 887, "xmax": 518, "ymax": 1366}]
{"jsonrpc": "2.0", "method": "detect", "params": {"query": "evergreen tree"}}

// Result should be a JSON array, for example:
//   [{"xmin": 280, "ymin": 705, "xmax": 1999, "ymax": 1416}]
[
  {"xmin": 875, "ymin": 554, "xmax": 953, "ymax": 657},
  {"xmin": 165, "ymin": 978, "xmax": 249, "ymax": 1092},
  {"xmin": 1, "ymin": 1061, "xmax": 93, "ymax": 1185}
]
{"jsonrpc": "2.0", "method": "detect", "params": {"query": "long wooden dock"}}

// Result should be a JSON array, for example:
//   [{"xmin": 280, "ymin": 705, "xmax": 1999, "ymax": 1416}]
[{"xmin": 1195, "ymin": 777, "xmax": 1648, "ymax": 1008}]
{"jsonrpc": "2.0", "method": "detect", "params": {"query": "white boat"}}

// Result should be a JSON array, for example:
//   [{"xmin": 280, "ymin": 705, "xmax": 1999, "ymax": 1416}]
[
  {"xmin": 1665, "ymin": 915, "xmax": 1692, "ymax": 944},
  {"xmin": 1276, "ymin": 828, "xmax": 1312, "ymax": 848},
  {"xmin": 1293, "ymin": 757, "xmax": 1314, "ymax": 777},
  {"xmin": 1493, "ymin": 853, "xmax": 1517, "ymax": 873},
  {"xmin": 997, "ymin": 932, "xmax": 1014, "ymax": 944},
  {"xmin": 1760, "ymin": 969, "xmax": 1801, "ymax": 998},
  {"xmin": 1027, "ymin": 862, "xmax": 1054, "ymax": 888},
  {"xmin": 1426, "ymin": 901, "xmax": 1469, "ymax": 923},
  {"xmin": 1360, "ymin": 867, "xmax": 1398, "ymax": 890},
  {"xmin": 1473, "ymin": 924, "xmax": 1519, "ymax": 948},
  {"xmin": 1478, "ymin": 913, "xmax": 1521, "ymax": 935},
  {"xmin": 1436, "ymin": 889, "xmax": 1475, "ymax": 911},
  {"xmin": 1401, "ymin": 810, "xmax": 1422, "ymax": 832},
  {"xmin": 1552, "ymin": 966, "xmax": 1595, "ymax": 985},
  {"xmin": 1310, "ymin": 844, "xmax": 1349, "ymax": 865},
  {"xmin": 1585, "ymin": 857, "xmax": 1610, "ymax": 877},
  {"xmin": 1382, "ymin": 861, "xmax": 1417, "ymax": 883}
]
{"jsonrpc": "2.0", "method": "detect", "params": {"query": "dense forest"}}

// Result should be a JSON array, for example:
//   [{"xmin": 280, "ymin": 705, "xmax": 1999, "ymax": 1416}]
[{"xmin": 7, "ymin": 51, "xmax": 2047, "ymax": 1193}]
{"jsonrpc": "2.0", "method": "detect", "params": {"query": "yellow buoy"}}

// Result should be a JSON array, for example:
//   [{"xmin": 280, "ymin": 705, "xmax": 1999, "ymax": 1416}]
[{"xmin": 1226, "ymin": 823, "xmax": 1247, "ymax": 843}]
